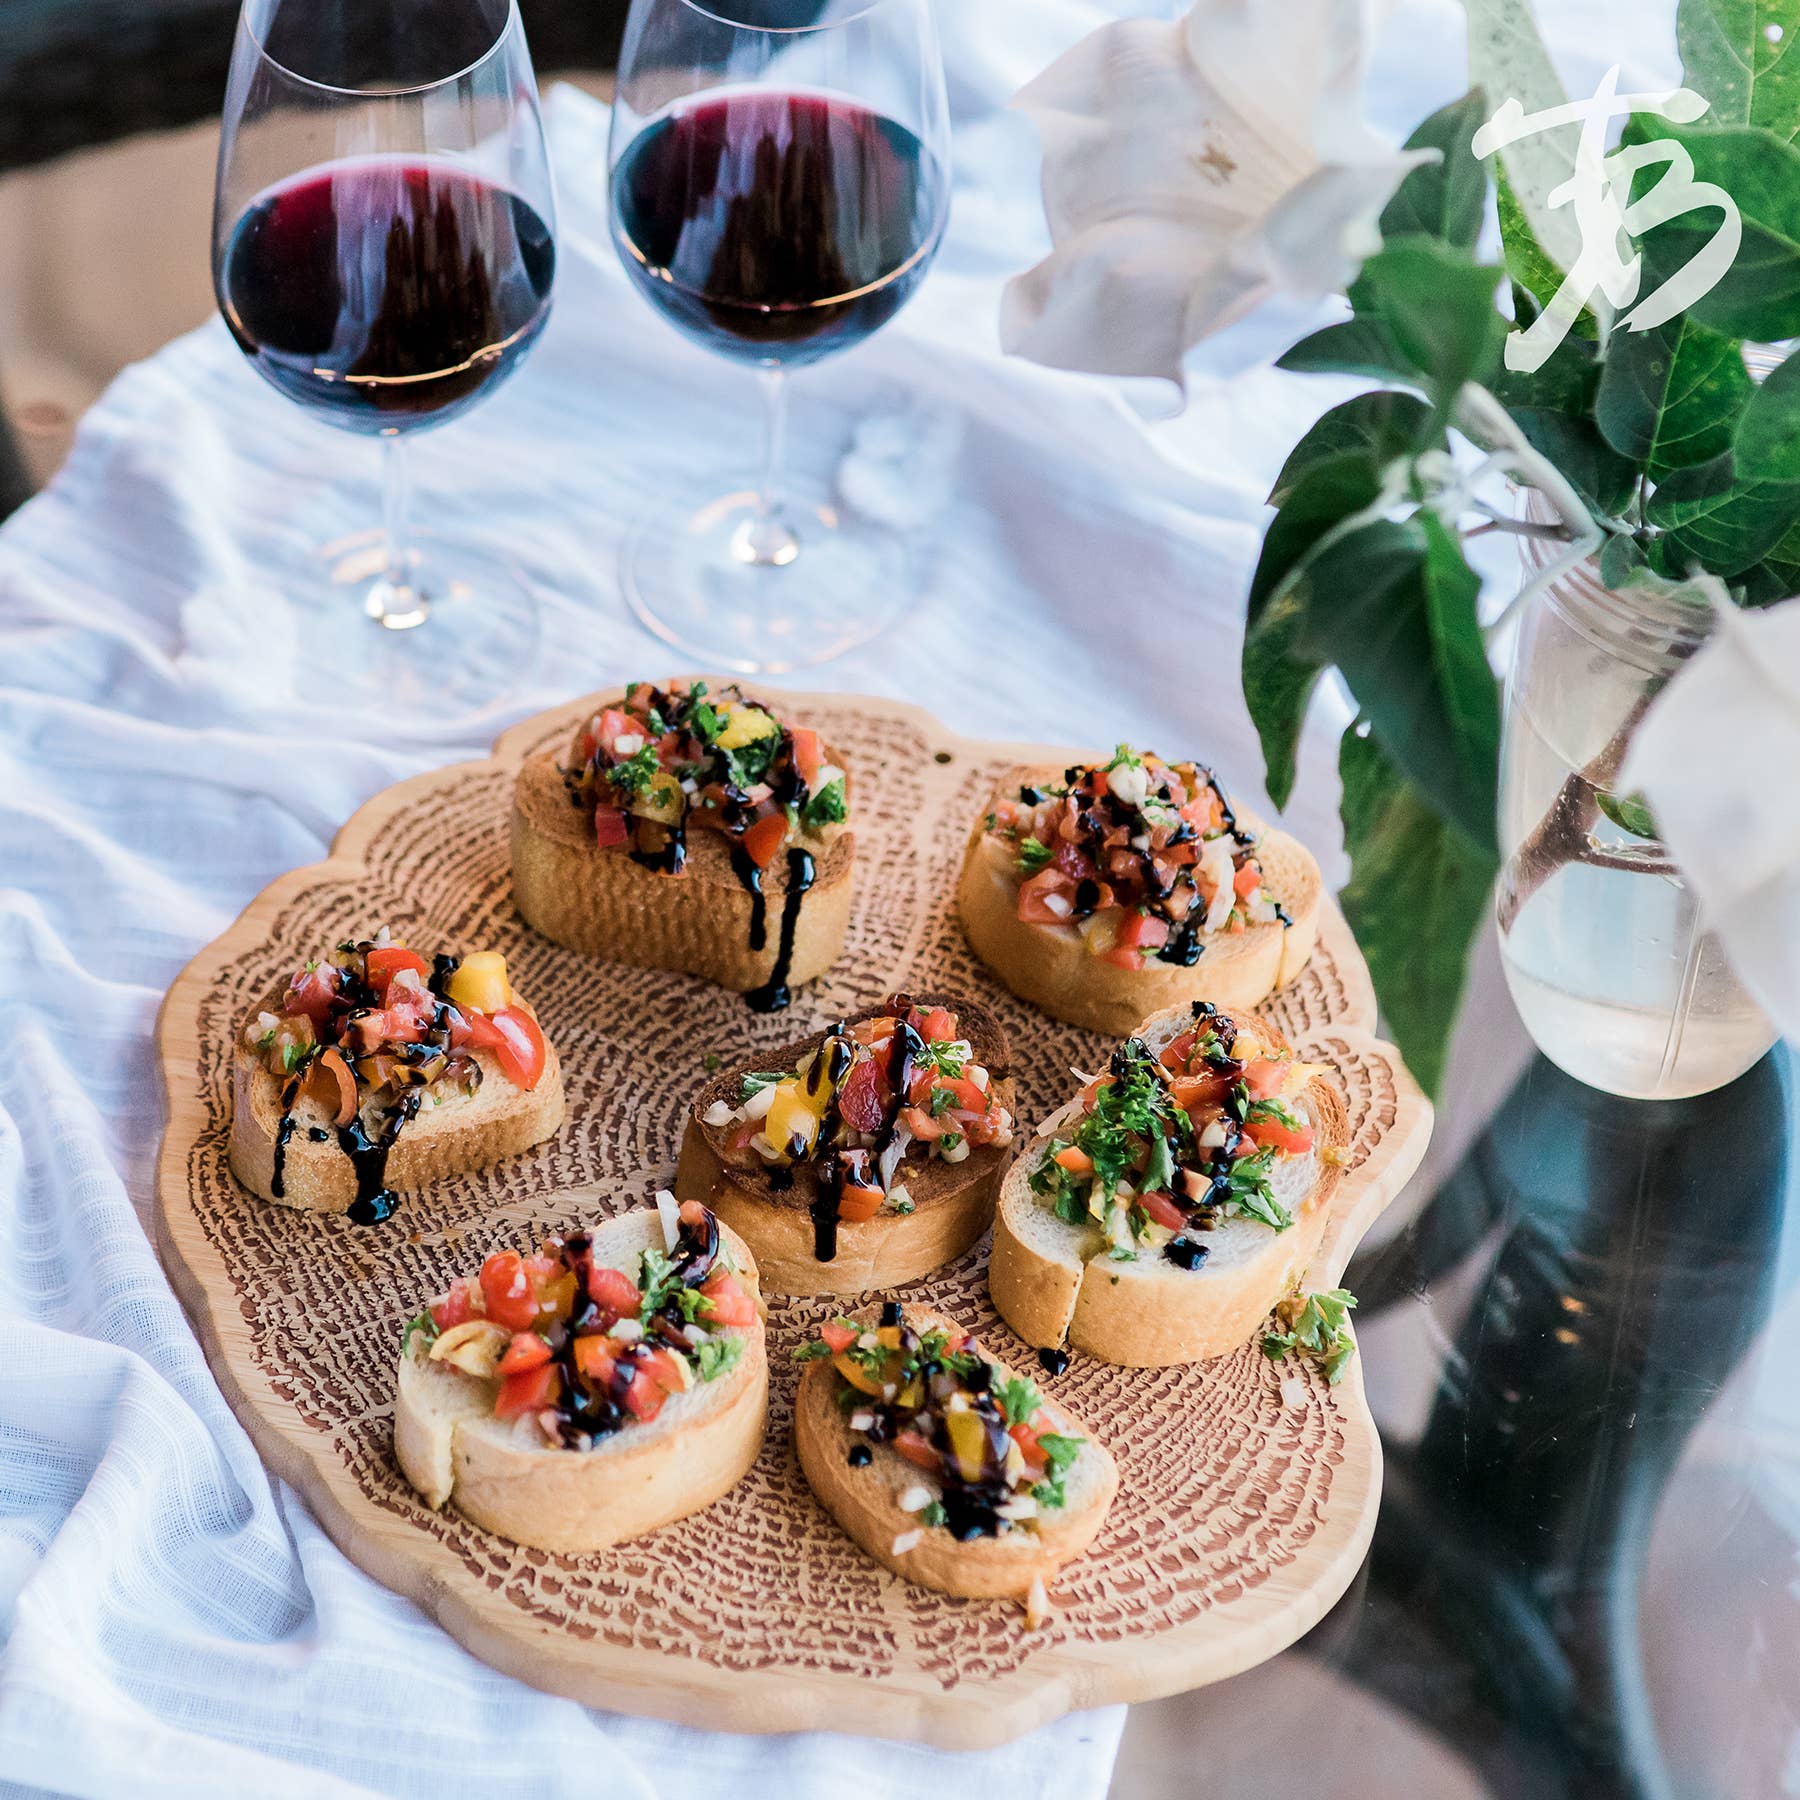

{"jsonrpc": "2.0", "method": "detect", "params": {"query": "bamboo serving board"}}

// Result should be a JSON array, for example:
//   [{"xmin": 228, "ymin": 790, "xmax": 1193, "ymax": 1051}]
[{"xmin": 154, "ymin": 689, "xmax": 1433, "ymax": 1749}]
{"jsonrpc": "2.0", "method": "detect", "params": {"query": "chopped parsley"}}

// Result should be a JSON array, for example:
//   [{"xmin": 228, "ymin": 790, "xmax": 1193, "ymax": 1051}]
[
  {"xmin": 703, "ymin": 1052, "xmax": 722, "ymax": 1073},
  {"xmin": 915, "ymin": 1037, "xmax": 969, "ymax": 1080},
  {"xmin": 800, "ymin": 776, "xmax": 848, "ymax": 833},
  {"xmin": 636, "ymin": 1246, "xmax": 682, "ymax": 1316},
  {"xmin": 688, "ymin": 698, "xmax": 725, "ymax": 742},
  {"xmin": 938, "ymin": 1131, "xmax": 964, "ymax": 1153},
  {"xmin": 1247, "ymin": 1097, "xmax": 1304, "ymax": 1132},
  {"xmin": 792, "ymin": 1339, "xmax": 833, "ymax": 1362},
  {"xmin": 279, "ymin": 1039, "xmax": 311, "ymax": 1074},
  {"xmin": 1220, "ymin": 1147, "xmax": 1292, "ymax": 1231},
  {"xmin": 605, "ymin": 743, "xmax": 661, "ymax": 795},
  {"xmin": 694, "ymin": 1336, "xmax": 744, "ymax": 1382},
  {"xmin": 890, "ymin": 1196, "xmax": 915, "ymax": 1215},
  {"xmin": 401, "ymin": 1311, "xmax": 439, "ymax": 1352},
  {"xmin": 1031, "ymin": 1433, "xmax": 1085, "ymax": 1510},
  {"xmin": 920, "ymin": 1499, "xmax": 948, "ymax": 1528},
  {"xmin": 1262, "ymin": 1288, "xmax": 1357, "ymax": 1383},
  {"xmin": 928, "ymin": 1086, "xmax": 957, "ymax": 1118},
  {"xmin": 1017, "ymin": 837, "xmax": 1054, "ymax": 876},
  {"xmin": 993, "ymin": 1375, "xmax": 1041, "ymax": 1429},
  {"xmin": 740, "ymin": 1071, "xmax": 787, "ymax": 1100}
]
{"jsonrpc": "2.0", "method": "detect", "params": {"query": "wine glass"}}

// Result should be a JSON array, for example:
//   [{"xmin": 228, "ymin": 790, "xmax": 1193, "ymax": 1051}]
[
  {"xmin": 608, "ymin": 0, "xmax": 951, "ymax": 672},
  {"xmin": 212, "ymin": 0, "xmax": 557, "ymax": 709}
]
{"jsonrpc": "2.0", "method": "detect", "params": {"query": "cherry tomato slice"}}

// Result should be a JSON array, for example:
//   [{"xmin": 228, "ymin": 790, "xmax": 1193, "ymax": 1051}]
[
  {"xmin": 487, "ymin": 1006, "xmax": 547, "ymax": 1091},
  {"xmin": 698, "ymin": 1271, "xmax": 756, "ymax": 1327},
  {"xmin": 594, "ymin": 805, "xmax": 630, "ymax": 849},
  {"xmin": 495, "ymin": 1332, "xmax": 551, "ymax": 1378},
  {"xmin": 837, "ymin": 1057, "xmax": 889, "ymax": 1133},
  {"xmin": 493, "ymin": 1363, "xmax": 560, "ymax": 1421},
  {"xmin": 365, "ymin": 946, "xmax": 430, "ymax": 997},
  {"xmin": 790, "ymin": 727, "xmax": 824, "ymax": 788},
  {"xmin": 479, "ymin": 1251, "xmax": 540, "ymax": 1333},
  {"xmin": 820, "ymin": 1321, "xmax": 858, "ymax": 1354},
  {"xmin": 1141, "ymin": 1191, "xmax": 1186, "ymax": 1232},
  {"xmin": 587, "ymin": 1266, "xmax": 642, "ymax": 1322},
  {"xmin": 741, "ymin": 812, "xmax": 789, "ymax": 869}
]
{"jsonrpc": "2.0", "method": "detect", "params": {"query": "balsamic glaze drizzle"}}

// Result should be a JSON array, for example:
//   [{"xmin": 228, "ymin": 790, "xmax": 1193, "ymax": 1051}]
[{"xmin": 746, "ymin": 848, "xmax": 815, "ymax": 1014}]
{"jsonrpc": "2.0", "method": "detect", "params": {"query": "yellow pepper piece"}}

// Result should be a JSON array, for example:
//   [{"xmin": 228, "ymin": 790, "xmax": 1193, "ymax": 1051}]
[
  {"xmin": 446, "ymin": 951, "xmax": 511, "ymax": 1016},
  {"xmin": 716, "ymin": 705, "xmax": 779, "ymax": 751},
  {"xmin": 764, "ymin": 1081, "xmax": 821, "ymax": 1159},
  {"xmin": 944, "ymin": 1408, "xmax": 992, "ymax": 1485}
]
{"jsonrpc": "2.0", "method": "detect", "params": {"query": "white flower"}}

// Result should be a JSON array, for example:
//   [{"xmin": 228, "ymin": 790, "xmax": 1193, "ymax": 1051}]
[
  {"xmin": 1621, "ymin": 596, "xmax": 1800, "ymax": 1043},
  {"xmin": 1000, "ymin": 0, "xmax": 1432, "ymax": 388}
]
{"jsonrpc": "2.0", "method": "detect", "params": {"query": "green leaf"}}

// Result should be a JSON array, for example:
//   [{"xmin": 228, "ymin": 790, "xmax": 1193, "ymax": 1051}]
[
  {"xmin": 1599, "ymin": 532, "xmax": 1649, "ymax": 587},
  {"xmin": 1463, "ymin": 0, "xmax": 1585, "ymax": 278},
  {"xmin": 1495, "ymin": 163, "xmax": 1599, "ymax": 340},
  {"xmin": 1595, "ymin": 318, "xmax": 1753, "ymax": 477},
  {"xmin": 1379, "ymin": 90, "xmax": 1490, "ymax": 249},
  {"xmin": 1247, "ymin": 452, "xmax": 1385, "ymax": 625},
  {"xmin": 1284, "ymin": 516, "xmax": 1502, "ymax": 852},
  {"xmin": 1242, "ymin": 588, "xmax": 1328, "ymax": 813},
  {"xmin": 1277, "ymin": 317, "xmax": 1422, "ymax": 386},
  {"xmin": 1595, "ymin": 790, "xmax": 1661, "ymax": 838},
  {"xmin": 1629, "ymin": 118, "xmax": 1800, "ymax": 341},
  {"xmin": 1647, "ymin": 452, "xmax": 1798, "ymax": 575},
  {"xmin": 1648, "ymin": 356, "xmax": 1800, "ymax": 574},
  {"xmin": 1506, "ymin": 404, "xmax": 1641, "ymax": 519},
  {"xmin": 1676, "ymin": 0, "xmax": 1800, "ymax": 140},
  {"xmin": 1267, "ymin": 392, "xmax": 1432, "ymax": 508},
  {"xmin": 1350, "ymin": 239, "xmax": 1508, "ymax": 408},
  {"xmin": 1337, "ymin": 730, "xmax": 1500, "ymax": 1097},
  {"xmin": 1753, "ymin": 517, "xmax": 1800, "ymax": 599}
]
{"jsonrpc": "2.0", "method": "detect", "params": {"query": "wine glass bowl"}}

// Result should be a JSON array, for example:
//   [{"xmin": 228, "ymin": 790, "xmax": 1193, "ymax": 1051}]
[
  {"xmin": 212, "ymin": 0, "xmax": 556, "ymax": 680},
  {"xmin": 607, "ymin": 0, "xmax": 951, "ymax": 672}
]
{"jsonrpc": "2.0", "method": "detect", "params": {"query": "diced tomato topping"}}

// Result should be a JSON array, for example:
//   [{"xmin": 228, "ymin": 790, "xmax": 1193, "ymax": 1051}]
[
  {"xmin": 1180, "ymin": 791, "xmax": 1224, "ymax": 833},
  {"xmin": 1008, "ymin": 1421, "xmax": 1049, "ymax": 1474},
  {"xmin": 284, "ymin": 963, "xmax": 341, "ymax": 1028},
  {"xmin": 1244, "ymin": 1058, "xmax": 1287, "ymax": 1100},
  {"xmin": 1116, "ymin": 911, "xmax": 1169, "ymax": 954},
  {"xmin": 790, "ymin": 727, "xmax": 824, "ymax": 788},
  {"xmin": 1052, "ymin": 840, "xmax": 1098, "ymax": 884},
  {"xmin": 741, "ymin": 812, "xmax": 789, "ymax": 869},
  {"xmin": 698, "ymin": 1271, "xmax": 756, "ymax": 1327},
  {"xmin": 838, "ymin": 1057, "xmax": 889, "ymax": 1133},
  {"xmin": 1233, "ymin": 861, "xmax": 1263, "ymax": 900},
  {"xmin": 900, "ymin": 1104, "xmax": 947, "ymax": 1142},
  {"xmin": 572, "ymin": 1335, "xmax": 616, "ymax": 1385},
  {"xmin": 486, "ymin": 1005, "xmax": 547, "ymax": 1091},
  {"xmin": 1141, "ymin": 1191, "xmax": 1186, "ymax": 1232},
  {"xmin": 1017, "ymin": 867, "xmax": 1076, "ymax": 925},
  {"xmin": 640, "ymin": 1349, "xmax": 689, "ymax": 1396},
  {"xmin": 430, "ymin": 1277, "xmax": 480, "ymax": 1332},
  {"xmin": 893, "ymin": 1429, "xmax": 940, "ymax": 1472},
  {"xmin": 837, "ymin": 1184, "xmax": 885, "ymax": 1223},
  {"xmin": 365, "ymin": 946, "xmax": 430, "ymax": 998},
  {"xmin": 1170, "ymin": 1072, "xmax": 1232, "ymax": 1113},
  {"xmin": 587, "ymin": 1265, "xmax": 641, "ymax": 1323},
  {"xmin": 1160, "ymin": 1030, "xmax": 1197, "ymax": 1072},
  {"xmin": 916, "ymin": 1006, "xmax": 957, "ymax": 1043},
  {"xmin": 1245, "ymin": 1112, "xmax": 1314, "ymax": 1154},
  {"xmin": 493, "ymin": 1363, "xmax": 560, "ymax": 1421},
  {"xmin": 495, "ymin": 1332, "xmax": 552, "ymax": 1378},
  {"xmin": 479, "ymin": 1251, "xmax": 540, "ymax": 1332},
  {"xmin": 618, "ymin": 1363, "xmax": 666, "ymax": 1422},
  {"xmin": 594, "ymin": 804, "xmax": 630, "ymax": 849},
  {"xmin": 595, "ymin": 707, "xmax": 637, "ymax": 756},
  {"xmin": 820, "ymin": 1321, "xmax": 858, "ymax": 1354}
]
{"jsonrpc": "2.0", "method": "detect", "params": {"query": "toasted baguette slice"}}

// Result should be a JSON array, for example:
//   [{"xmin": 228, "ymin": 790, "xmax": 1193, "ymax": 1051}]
[
  {"xmin": 988, "ymin": 1005, "xmax": 1348, "ymax": 1367},
  {"xmin": 395, "ymin": 1209, "xmax": 768, "ymax": 1553},
  {"xmin": 673, "ymin": 996, "xmax": 1016, "ymax": 1296},
  {"xmin": 227, "ymin": 988, "xmax": 566, "ymax": 1214},
  {"xmin": 793, "ymin": 1306, "xmax": 1117, "ymax": 1601},
  {"xmin": 957, "ymin": 764, "xmax": 1321, "ymax": 1036},
  {"xmin": 510, "ymin": 743, "xmax": 854, "ymax": 996}
]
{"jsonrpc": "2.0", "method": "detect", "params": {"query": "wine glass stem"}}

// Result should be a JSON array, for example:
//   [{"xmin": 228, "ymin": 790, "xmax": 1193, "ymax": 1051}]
[
  {"xmin": 733, "ymin": 369, "xmax": 800, "ymax": 569},
  {"xmin": 369, "ymin": 433, "xmax": 430, "ymax": 630}
]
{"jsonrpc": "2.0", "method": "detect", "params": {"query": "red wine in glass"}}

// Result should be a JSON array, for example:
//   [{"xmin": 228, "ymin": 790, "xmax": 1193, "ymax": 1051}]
[
  {"xmin": 610, "ymin": 91, "xmax": 948, "ymax": 369},
  {"xmin": 220, "ymin": 158, "xmax": 556, "ymax": 434}
]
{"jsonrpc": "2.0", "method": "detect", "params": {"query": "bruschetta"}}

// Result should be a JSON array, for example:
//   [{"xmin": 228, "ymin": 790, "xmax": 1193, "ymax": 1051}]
[
  {"xmin": 674, "ymin": 993, "xmax": 1015, "ymax": 1295},
  {"xmin": 228, "ymin": 932, "xmax": 565, "ymax": 1222},
  {"xmin": 395, "ymin": 1199, "xmax": 767, "ymax": 1552},
  {"xmin": 793, "ymin": 1300, "xmax": 1117, "ymax": 1615},
  {"xmin": 988, "ymin": 1002, "xmax": 1347, "ymax": 1367},
  {"xmin": 957, "ymin": 748, "xmax": 1321, "ymax": 1035},
  {"xmin": 512, "ymin": 679, "xmax": 854, "ymax": 1011}
]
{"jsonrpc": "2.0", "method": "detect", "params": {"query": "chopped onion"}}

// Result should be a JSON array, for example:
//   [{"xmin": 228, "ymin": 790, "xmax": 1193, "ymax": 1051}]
[
  {"xmin": 939, "ymin": 1137, "xmax": 971, "ymax": 1165},
  {"xmin": 1042, "ymin": 892, "xmax": 1073, "ymax": 919},
  {"xmin": 969, "ymin": 1065, "xmax": 989, "ymax": 1092},
  {"xmin": 744, "ymin": 1083, "xmax": 778, "ymax": 1121},
  {"xmin": 998, "ymin": 1495, "xmax": 1038, "ymax": 1520},
  {"xmin": 887, "ymin": 1182, "xmax": 914, "ymax": 1211},
  {"xmin": 1024, "ymin": 1576, "xmax": 1052, "ymax": 1630},
  {"xmin": 877, "ymin": 1125, "xmax": 914, "ymax": 1191},
  {"xmin": 654, "ymin": 1189, "xmax": 681, "ymax": 1251},
  {"xmin": 701, "ymin": 1100, "xmax": 735, "ymax": 1128},
  {"xmin": 1281, "ymin": 1376, "xmax": 1309, "ymax": 1411},
  {"xmin": 1199, "ymin": 1120, "xmax": 1227, "ymax": 1149},
  {"xmin": 610, "ymin": 1318, "xmax": 644, "ymax": 1342},
  {"xmin": 890, "ymin": 1530, "xmax": 923, "ymax": 1557},
  {"xmin": 613, "ymin": 732, "xmax": 645, "ymax": 755},
  {"xmin": 898, "ymin": 1485, "xmax": 932, "ymax": 1514},
  {"xmin": 848, "ymin": 1411, "xmax": 875, "ymax": 1432}
]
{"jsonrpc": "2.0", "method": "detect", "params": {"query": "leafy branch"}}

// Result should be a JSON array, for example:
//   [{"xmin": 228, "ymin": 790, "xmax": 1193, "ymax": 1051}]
[{"xmin": 1247, "ymin": 1, "xmax": 1800, "ymax": 1093}]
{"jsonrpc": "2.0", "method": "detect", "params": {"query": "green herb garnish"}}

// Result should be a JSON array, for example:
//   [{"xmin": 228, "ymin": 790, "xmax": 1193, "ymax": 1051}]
[
  {"xmin": 605, "ymin": 742, "xmax": 661, "ymax": 795},
  {"xmin": 1262, "ymin": 1288, "xmax": 1358, "ymax": 1383},
  {"xmin": 401, "ymin": 1311, "xmax": 439, "ymax": 1352},
  {"xmin": 993, "ymin": 1375, "xmax": 1041, "ymax": 1429},
  {"xmin": 694, "ymin": 1336, "xmax": 745, "ymax": 1382},
  {"xmin": 800, "ymin": 775, "xmax": 848, "ymax": 833},
  {"xmin": 1017, "ymin": 837, "xmax": 1054, "ymax": 876},
  {"xmin": 1031, "ymin": 1433, "xmax": 1084, "ymax": 1509}
]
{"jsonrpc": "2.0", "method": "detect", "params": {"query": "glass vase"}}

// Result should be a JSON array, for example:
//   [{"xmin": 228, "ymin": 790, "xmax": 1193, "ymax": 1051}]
[{"xmin": 1496, "ymin": 521, "xmax": 1778, "ymax": 1100}]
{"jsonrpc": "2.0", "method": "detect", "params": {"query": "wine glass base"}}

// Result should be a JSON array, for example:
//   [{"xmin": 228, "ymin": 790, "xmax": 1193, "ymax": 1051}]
[
  {"xmin": 620, "ymin": 483, "xmax": 911, "ymax": 675},
  {"xmin": 293, "ymin": 527, "xmax": 543, "ymax": 718}
]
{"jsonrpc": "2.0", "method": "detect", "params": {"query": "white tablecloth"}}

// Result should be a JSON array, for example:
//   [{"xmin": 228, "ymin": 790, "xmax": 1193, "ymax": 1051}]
[{"xmin": 0, "ymin": 2, "xmax": 1669, "ymax": 1794}]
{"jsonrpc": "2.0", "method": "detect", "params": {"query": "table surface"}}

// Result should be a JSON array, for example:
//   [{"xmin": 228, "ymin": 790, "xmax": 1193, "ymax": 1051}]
[{"xmin": 7, "ymin": 2, "xmax": 1793, "ymax": 1796}]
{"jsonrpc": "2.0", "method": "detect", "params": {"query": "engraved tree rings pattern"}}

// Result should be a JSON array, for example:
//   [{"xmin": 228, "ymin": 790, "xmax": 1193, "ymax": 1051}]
[{"xmin": 156, "ymin": 690, "xmax": 1432, "ymax": 1746}]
